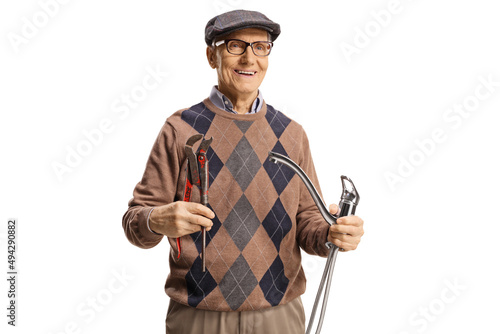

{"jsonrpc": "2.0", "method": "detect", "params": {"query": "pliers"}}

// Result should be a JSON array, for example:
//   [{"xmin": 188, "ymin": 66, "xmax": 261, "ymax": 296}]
[{"xmin": 176, "ymin": 134, "xmax": 213, "ymax": 272}]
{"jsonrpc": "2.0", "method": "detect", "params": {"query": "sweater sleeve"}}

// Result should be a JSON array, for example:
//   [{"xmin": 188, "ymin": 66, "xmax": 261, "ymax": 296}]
[
  {"xmin": 295, "ymin": 128, "xmax": 331, "ymax": 257},
  {"xmin": 122, "ymin": 120, "xmax": 181, "ymax": 249}
]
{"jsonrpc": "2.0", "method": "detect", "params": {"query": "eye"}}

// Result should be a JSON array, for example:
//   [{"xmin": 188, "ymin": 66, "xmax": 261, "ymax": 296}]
[
  {"xmin": 229, "ymin": 41, "xmax": 244, "ymax": 49},
  {"xmin": 254, "ymin": 43, "xmax": 265, "ymax": 51}
]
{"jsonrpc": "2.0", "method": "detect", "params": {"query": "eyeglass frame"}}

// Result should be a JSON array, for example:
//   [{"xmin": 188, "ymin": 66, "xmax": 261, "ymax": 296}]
[{"xmin": 213, "ymin": 39, "xmax": 274, "ymax": 57}]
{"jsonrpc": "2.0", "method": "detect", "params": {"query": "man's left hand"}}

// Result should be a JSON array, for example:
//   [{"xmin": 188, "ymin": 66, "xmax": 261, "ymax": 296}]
[{"xmin": 327, "ymin": 204, "xmax": 364, "ymax": 252}]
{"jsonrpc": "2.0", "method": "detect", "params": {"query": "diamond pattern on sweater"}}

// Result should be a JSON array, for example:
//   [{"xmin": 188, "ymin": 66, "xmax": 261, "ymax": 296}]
[
  {"xmin": 181, "ymin": 102, "xmax": 216, "ymax": 135},
  {"xmin": 244, "ymin": 118, "xmax": 278, "ymax": 163},
  {"xmin": 207, "ymin": 147, "xmax": 223, "ymax": 185},
  {"xmin": 207, "ymin": 118, "xmax": 244, "ymax": 163},
  {"xmin": 259, "ymin": 255, "xmax": 289, "ymax": 307},
  {"xmin": 219, "ymin": 254, "xmax": 258, "ymax": 310},
  {"xmin": 263, "ymin": 141, "xmax": 295, "ymax": 195},
  {"xmin": 224, "ymin": 194, "xmax": 261, "ymax": 251},
  {"xmin": 265, "ymin": 104, "xmax": 291, "ymax": 139},
  {"xmin": 205, "ymin": 227, "xmax": 241, "ymax": 283},
  {"xmin": 225, "ymin": 136, "xmax": 262, "ymax": 192},
  {"xmin": 208, "ymin": 168, "xmax": 243, "ymax": 223},
  {"xmin": 234, "ymin": 120, "xmax": 253, "ymax": 134},
  {"xmin": 242, "ymin": 226, "xmax": 278, "ymax": 281},
  {"xmin": 243, "ymin": 168, "xmax": 279, "ymax": 222},
  {"xmin": 262, "ymin": 198, "xmax": 292, "ymax": 251},
  {"xmin": 186, "ymin": 256, "xmax": 217, "ymax": 307}
]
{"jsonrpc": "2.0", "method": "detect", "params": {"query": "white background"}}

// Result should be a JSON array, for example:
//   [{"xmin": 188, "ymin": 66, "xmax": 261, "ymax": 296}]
[{"xmin": 1, "ymin": 0, "xmax": 499, "ymax": 333}]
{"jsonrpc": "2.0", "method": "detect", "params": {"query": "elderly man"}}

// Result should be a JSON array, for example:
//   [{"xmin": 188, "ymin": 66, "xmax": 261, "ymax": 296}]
[{"xmin": 122, "ymin": 9, "xmax": 364, "ymax": 334}]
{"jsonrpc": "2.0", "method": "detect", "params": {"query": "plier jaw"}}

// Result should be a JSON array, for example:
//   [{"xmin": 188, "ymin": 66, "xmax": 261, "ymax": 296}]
[{"xmin": 177, "ymin": 134, "xmax": 213, "ymax": 272}]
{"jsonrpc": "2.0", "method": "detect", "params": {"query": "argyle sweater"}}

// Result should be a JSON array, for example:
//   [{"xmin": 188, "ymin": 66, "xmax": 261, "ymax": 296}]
[{"xmin": 122, "ymin": 98, "xmax": 330, "ymax": 312}]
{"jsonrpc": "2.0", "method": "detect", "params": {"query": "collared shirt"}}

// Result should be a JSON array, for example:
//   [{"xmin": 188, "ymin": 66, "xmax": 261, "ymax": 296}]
[{"xmin": 209, "ymin": 85, "xmax": 264, "ymax": 114}]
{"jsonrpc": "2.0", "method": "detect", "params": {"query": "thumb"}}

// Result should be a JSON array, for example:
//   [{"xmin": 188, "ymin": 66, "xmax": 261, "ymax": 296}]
[{"xmin": 329, "ymin": 203, "xmax": 339, "ymax": 215}]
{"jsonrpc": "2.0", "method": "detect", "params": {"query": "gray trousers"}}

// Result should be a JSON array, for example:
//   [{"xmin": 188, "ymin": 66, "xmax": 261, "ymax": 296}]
[{"xmin": 165, "ymin": 297, "xmax": 306, "ymax": 334}]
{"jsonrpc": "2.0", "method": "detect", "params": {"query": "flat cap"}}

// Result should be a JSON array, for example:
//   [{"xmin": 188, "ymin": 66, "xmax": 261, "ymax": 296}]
[{"xmin": 205, "ymin": 9, "xmax": 281, "ymax": 46}]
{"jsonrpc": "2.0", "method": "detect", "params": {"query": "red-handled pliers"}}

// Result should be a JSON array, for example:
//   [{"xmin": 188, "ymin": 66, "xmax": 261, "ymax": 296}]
[{"xmin": 177, "ymin": 134, "xmax": 213, "ymax": 272}]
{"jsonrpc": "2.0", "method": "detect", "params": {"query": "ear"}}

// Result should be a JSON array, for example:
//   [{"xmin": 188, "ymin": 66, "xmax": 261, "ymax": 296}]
[{"xmin": 206, "ymin": 46, "xmax": 217, "ymax": 69}]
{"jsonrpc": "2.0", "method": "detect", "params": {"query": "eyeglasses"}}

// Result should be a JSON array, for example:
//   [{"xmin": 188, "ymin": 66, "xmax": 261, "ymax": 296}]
[{"xmin": 214, "ymin": 39, "xmax": 273, "ymax": 57}]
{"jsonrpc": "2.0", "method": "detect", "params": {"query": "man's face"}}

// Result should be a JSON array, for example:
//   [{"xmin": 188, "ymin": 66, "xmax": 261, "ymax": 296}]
[{"xmin": 207, "ymin": 28, "xmax": 270, "ymax": 100}]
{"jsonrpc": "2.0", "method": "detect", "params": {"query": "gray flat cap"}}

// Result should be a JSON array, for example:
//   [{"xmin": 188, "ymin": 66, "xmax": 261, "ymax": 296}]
[{"xmin": 205, "ymin": 9, "xmax": 281, "ymax": 46}]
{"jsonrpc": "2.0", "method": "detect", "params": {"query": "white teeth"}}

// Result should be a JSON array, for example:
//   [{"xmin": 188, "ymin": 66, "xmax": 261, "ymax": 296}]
[{"xmin": 237, "ymin": 70, "xmax": 255, "ymax": 75}]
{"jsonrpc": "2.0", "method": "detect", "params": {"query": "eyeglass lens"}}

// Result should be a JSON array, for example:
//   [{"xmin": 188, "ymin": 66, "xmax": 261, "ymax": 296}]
[{"xmin": 226, "ymin": 40, "xmax": 272, "ymax": 56}]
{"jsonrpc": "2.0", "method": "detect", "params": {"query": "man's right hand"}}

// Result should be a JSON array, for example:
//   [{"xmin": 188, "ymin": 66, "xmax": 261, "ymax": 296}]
[{"xmin": 149, "ymin": 202, "xmax": 214, "ymax": 238}]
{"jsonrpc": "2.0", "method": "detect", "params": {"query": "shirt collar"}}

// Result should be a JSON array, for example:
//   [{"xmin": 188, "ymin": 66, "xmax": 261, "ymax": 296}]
[{"xmin": 209, "ymin": 85, "xmax": 263, "ymax": 114}]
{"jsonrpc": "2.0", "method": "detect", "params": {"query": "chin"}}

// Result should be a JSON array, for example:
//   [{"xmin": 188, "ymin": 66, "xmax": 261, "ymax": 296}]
[{"xmin": 236, "ymin": 83, "xmax": 260, "ymax": 93}]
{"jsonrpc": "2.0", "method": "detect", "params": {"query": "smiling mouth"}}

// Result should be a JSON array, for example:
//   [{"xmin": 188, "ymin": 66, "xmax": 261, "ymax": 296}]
[{"xmin": 234, "ymin": 69, "xmax": 257, "ymax": 76}]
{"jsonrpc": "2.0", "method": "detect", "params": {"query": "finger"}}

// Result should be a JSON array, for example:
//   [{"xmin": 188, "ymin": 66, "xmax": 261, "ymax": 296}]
[
  {"xmin": 328, "ymin": 237, "xmax": 358, "ymax": 251},
  {"xmin": 186, "ymin": 213, "xmax": 214, "ymax": 229},
  {"xmin": 337, "ymin": 216, "xmax": 363, "ymax": 227},
  {"xmin": 178, "ymin": 217, "xmax": 212, "ymax": 235},
  {"xmin": 329, "ymin": 232, "xmax": 360, "ymax": 245},
  {"xmin": 330, "ymin": 225, "xmax": 358, "ymax": 236},
  {"xmin": 329, "ymin": 203, "xmax": 339, "ymax": 215},
  {"xmin": 185, "ymin": 202, "xmax": 215, "ymax": 219},
  {"xmin": 330, "ymin": 224, "xmax": 364, "ymax": 237},
  {"xmin": 329, "ymin": 226, "xmax": 361, "ymax": 245}
]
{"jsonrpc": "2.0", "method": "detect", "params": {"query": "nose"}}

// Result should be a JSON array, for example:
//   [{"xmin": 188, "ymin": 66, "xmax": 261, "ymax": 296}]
[{"xmin": 240, "ymin": 45, "xmax": 257, "ymax": 64}]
